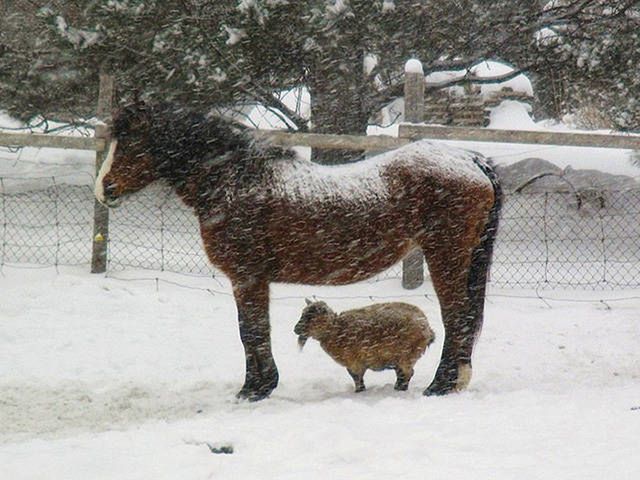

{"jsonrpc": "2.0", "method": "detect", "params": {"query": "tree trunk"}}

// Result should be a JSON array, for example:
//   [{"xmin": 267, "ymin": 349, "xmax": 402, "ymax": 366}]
[
  {"xmin": 530, "ymin": 67, "xmax": 568, "ymax": 121},
  {"xmin": 307, "ymin": 63, "xmax": 370, "ymax": 165}
]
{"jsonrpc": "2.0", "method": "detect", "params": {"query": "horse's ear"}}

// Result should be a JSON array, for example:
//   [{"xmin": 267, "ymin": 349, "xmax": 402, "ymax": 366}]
[
  {"xmin": 305, "ymin": 298, "xmax": 312, "ymax": 306},
  {"xmin": 132, "ymin": 89, "xmax": 144, "ymax": 107},
  {"xmin": 130, "ymin": 95, "xmax": 150, "ymax": 128}
]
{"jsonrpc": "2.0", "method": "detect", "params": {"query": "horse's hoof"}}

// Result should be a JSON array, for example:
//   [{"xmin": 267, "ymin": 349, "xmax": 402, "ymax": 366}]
[
  {"xmin": 236, "ymin": 374, "xmax": 279, "ymax": 402},
  {"xmin": 423, "ymin": 383, "xmax": 456, "ymax": 396},
  {"xmin": 425, "ymin": 363, "xmax": 472, "ymax": 396},
  {"xmin": 236, "ymin": 382, "xmax": 277, "ymax": 401},
  {"xmin": 423, "ymin": 375, "xmax": 458, "ymax": 396},
  {"xmin": 236, "ymin": 388, "xmax": 272, "ymax": 402}
]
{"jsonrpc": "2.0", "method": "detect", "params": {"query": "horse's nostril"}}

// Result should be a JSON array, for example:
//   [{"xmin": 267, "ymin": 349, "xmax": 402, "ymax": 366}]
[{"xmin": 104, "ymin": 183, "xmax": 117, "ymax": 198}]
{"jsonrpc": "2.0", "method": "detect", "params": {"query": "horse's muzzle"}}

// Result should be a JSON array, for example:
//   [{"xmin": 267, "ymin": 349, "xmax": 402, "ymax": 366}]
[
  {"xmin": 97, "ymin": 182, "xmax": 123, "ymax": 208},
  {"xmin": 103, "ymin": 183, "xmax": 121, "ymax": 207}
]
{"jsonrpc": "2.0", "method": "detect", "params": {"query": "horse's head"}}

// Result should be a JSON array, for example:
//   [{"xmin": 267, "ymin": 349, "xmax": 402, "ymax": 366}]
[{"xmin": 95, "ymin": 102, "xmax": 158, "ymax": 207}]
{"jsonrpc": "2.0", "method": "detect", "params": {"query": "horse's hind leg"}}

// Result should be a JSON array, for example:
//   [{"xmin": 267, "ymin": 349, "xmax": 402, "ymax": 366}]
[
  {"xmin": 233, "ymin": 280, "xmax": 279, "ymax": 401},
  {"xmin": 422, "ymin": 199, "xmax": 494, "ymax": 396}
]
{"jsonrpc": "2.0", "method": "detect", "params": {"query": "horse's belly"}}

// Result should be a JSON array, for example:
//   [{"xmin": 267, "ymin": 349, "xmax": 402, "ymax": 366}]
[{"xmin": 273, "ymin": 237, "xmax": 416, "ymax": 285}]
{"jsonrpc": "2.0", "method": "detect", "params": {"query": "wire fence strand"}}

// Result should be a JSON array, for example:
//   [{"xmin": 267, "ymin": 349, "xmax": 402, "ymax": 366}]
[{"xmin": 1, "ymin": 177, "xmax": 639, "ymax": 289}]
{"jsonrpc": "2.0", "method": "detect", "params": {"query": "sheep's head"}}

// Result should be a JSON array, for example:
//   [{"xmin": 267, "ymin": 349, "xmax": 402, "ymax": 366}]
[{"xmin": 294, "ymin": 299, "xmax": 335, "ymax": 349}]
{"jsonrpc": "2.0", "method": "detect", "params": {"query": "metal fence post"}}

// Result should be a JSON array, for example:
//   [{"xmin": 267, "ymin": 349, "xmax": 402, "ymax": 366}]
[
  {"xmin": 91, "ymin": 72, "xmax": 114, "ymax": 273},
  {"xmin": 401, "ymin": 59, "xmax": 425, "ymax": 289}
]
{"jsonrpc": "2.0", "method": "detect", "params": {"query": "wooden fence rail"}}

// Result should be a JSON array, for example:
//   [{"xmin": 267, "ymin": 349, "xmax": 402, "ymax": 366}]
[
  {"xmin": 254, "ymin": 130, "xmax": 408, "ymax": 151},
  {"xmin": 261, "ymin": 126, "xmax": 640, "ymax": 152},
  {"xmin": 5, "ymin": 124, "xmax": 639, "ymax": 154},
  {"xmin": 0, "ymin": 131, "xmax": 104, "ymax": 151},
  {"xmin": 2, "ymin": 58, "xmax": 639, "ymax": 286},
  {"xmin": 398, "ymin": 124, "xmax": 640, "ymax": 150}
]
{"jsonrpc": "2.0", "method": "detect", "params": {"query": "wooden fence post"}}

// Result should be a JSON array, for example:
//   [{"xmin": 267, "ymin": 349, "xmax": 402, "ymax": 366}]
[
  {"xmin": 91, "ymin": 72, "xmax": 114, "ymax": 273},
  {"xmin": 401, "ymin": 59, "xmax": 425, "ymax": 289}
]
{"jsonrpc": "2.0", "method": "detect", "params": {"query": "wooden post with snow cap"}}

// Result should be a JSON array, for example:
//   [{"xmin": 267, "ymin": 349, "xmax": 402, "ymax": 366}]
[
  {"xmin": 91, "ymin": 71, "xmax": 114, "ymax": 273},
  {"xmin": 401, "ymin": 58, "xmax": 425, "ymax": 289}
]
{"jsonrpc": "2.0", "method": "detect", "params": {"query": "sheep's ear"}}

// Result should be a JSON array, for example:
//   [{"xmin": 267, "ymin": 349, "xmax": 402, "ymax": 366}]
[{"xmin": 305, "ymin": 298, "xmax": 312, "ymax": 306}]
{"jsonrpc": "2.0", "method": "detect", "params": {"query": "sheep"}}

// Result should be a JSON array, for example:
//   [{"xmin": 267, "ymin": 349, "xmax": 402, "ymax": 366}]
[{"xmin": 294, "ymin": 299, "xmax": 435, "ymax": 392}]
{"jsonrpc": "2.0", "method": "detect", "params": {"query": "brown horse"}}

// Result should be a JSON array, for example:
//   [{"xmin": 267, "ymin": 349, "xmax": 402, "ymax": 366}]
[{"xmin": 95, "ymin": 102, "xmax": 502, "ymax": 401}]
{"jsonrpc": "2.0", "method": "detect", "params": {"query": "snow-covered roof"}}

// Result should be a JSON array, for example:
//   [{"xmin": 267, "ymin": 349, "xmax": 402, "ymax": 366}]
[{"xmin": 425, "ymin": 60, "xmax": 534, "ymax": 98}]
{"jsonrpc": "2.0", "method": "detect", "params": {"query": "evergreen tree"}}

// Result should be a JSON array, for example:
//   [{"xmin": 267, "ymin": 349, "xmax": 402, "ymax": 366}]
[
  {"xmin": 532, "ymin": 1, "xmax": 640, "ymax": 130},
  {"xmin": 1, "ymin": 1, "xmax": 637, "ymax": 161}
]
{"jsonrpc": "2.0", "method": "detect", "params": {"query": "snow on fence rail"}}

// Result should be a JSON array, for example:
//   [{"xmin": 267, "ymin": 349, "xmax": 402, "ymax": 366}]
[{"xmin": 1, "ymin": 60, "xmax": 640, "ymax": 289}]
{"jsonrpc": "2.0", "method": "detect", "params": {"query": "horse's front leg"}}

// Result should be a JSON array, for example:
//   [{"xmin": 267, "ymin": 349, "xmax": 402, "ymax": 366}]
[{"xmin": 233, "ymin": 280, "xmax": 279, "ymax": 401}]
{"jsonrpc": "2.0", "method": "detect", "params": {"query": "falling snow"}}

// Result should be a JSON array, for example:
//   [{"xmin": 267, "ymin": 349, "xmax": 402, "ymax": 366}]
[
  {"xmin": 1, "ymin": 1, "xmax": 640, "ymax": 478},
  {"xmin": 224, "ymin": 26, "xmax": 247, "ymax": 45}
]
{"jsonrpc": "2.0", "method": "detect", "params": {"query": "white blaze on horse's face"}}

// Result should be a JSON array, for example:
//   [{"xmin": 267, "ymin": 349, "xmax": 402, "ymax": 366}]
[{"xmin": 94, "ymin": 140, "xmax": 118, "ymax": 206}]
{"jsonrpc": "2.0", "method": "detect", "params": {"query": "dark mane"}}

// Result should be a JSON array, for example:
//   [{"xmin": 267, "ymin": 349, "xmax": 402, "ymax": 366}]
[
  {"xmin": 151, "ymin": 104, "xmax": 249, "ymax": 159},
  {"xmin": 165, "ymin": 104, "xmax": 292, "ymax": 152},
  {"xmin": 114, "ymin": 102, "xmax": 295, "ymax": 191}
]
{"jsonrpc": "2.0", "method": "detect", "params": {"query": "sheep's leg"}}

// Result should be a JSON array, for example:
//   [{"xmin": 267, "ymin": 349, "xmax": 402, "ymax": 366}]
[
  {"xmin": 233, "ymin": 279, "xmax": 279, "ymax": 401},
  {"xmin": 394, "ymin": 366, "xmax": 413, "ymax": 391},
  {"xmin": 347, "ymin": 369, "xmax": 366, "ymax": 392}
]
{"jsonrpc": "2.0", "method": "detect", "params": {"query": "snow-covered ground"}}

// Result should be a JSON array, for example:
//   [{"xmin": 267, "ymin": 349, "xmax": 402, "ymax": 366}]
[
  {"xmin": 2, "ymin": 79, "xmax": 640, "ymax": 478},
  {"xmin": 1, "ymin": 267, "xmax": 639, "ymax": 479}
]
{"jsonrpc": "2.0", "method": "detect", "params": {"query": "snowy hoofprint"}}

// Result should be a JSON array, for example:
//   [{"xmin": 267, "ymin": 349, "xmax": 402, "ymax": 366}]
[{"xmin": 95, "ymin": 101, "xmax": 502, "ymax": 401}]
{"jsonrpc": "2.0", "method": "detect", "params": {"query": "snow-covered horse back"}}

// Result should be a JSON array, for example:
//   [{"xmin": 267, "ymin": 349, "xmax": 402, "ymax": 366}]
[{"xmin": 96, "ymin": 102, "xmax": 502, "ymax": 401}]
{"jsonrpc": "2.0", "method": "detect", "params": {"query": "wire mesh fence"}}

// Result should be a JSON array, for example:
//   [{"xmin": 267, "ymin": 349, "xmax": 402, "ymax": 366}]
[
  {"xmin": 107, "ymin": 184, "xmax": 213, "ymax": 275},
  {"xmin": 1, "ymin": 177, "xmax": 639, "ymax": 289},
  {"xmin": 0, "ymin": 178, "xmax": 93, "ymax": 267},
  {"xmin": 492, "ymin": 190, "xmax": 640, "ymax": 288}
]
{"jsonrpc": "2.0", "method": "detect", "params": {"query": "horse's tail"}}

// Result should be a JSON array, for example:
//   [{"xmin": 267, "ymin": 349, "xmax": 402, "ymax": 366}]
[{"xmin": 467, "ymin": 157, "xmax": 503, "ymax": 342}]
